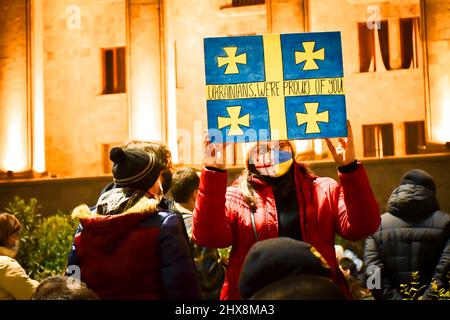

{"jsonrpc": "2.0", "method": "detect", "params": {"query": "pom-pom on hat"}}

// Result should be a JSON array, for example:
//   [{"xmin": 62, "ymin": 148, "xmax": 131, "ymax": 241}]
[{"xmin": 110, "ymin": 147, "xmax": 163, "ymax": 192}]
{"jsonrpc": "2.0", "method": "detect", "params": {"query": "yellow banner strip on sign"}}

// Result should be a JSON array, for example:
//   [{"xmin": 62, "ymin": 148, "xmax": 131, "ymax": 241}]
[
  {"xmin": 263, "ymin": 34, "xmax": 287, "ymax": 140},
  {"xmin": 206, "ymin": 77, "xmax": 344, "ymax": 101}
]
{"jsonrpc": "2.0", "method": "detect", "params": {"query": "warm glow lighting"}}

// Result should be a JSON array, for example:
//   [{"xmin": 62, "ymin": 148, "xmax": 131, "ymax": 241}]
[
  {"xmin": 32, "ymin": 0, "xmax": 46, "ymax": 173},
  {"xmin": 130, "ymin": 55, "xmax": 163, "ymax": 141},
  {"xmin": 4, "ymin": 113, "xmax": 28, "ymax": 172},
  {"xmin": 131, "ymin": 91, "xmax": 161, "ymax": 141},
  {"xmin": 33, "ymin": 82, "xmax": 46, "ymax": 173},
  {"xmin": 295, "ymin": 140, "xmax": 312, "ymax": 153},
  {"xmin": 433, "ymin": 99, "xmax": 450, "ymax": 142},
  {"xmin": 166, "ymin": 42, "xmax": 179, "ymax": 163},
  {"xmin": 432, "ymin": 78, "xmax": 450, "ymax": 143},
  {"xmin": 313, "ymin": 139, "xmax": 323, "ymax": 155}
]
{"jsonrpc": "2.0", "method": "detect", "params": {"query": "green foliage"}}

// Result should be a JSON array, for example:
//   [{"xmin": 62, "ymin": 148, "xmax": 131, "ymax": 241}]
[
  {"xmin": 400, "ymin": 271, "xmax": 450, "ymax": 300},
  {"xmin": 400, "ymin": 271, "xmax": 427, "ymax": 300},
  {"xmin": 427, "ymin": 283, "xmax": 450, "ymax": 300},
  {"xmin": 217, "ymin": 247, "xmax": 231, "ymax": 266},
  {"xmin": 217, "ymin": 247, "xmax": 231, "ymax": 260},
  {"xmin": 4, "ymin": 196, "xmax": 78, "ymax": 281}
]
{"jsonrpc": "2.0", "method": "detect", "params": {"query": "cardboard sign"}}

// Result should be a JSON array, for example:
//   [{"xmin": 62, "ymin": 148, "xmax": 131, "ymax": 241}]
[{"xmin": 204, "ymin": 32, "xmax": 347, "ymax": 142}]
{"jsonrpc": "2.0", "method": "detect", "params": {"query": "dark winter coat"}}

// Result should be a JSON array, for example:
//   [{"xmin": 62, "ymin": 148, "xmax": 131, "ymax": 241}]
[
  {"xmin": 67, "ymin": 188, "xmax": 202, "ymax": 300},
  {"xmin": 364, "ymin": 184, "xmax": 450, "ymax": 300}
]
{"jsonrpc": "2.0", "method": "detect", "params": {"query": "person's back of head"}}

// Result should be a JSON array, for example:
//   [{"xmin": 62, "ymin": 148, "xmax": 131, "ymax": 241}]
[
  {"xmin": 388, "ymin": 168, "xmax": 440, "ymax": 219},
  {"xmin": 171, "ymin": 167, "xmax": 200, "ymax": 204},
  {"xmin": 0, "ymin": 213, "xmax": 21, "ymax": 254},
  {"xmin": 400, "ymin": 169, "xmax": 436, "ymax": 194},
  {"xmin": 339, "ymin": 257, "xmax": 358, "ymax": 277},
  {"xmin": 123, "ymin": 140, "xmax": 174, "ymax": 194},
  {"xmin": 0, "ymin": 213, "xmax": 20, "ymax": 245},
  {"xmin": 32, "ymin": 276, "xmax": 99, "ymax": 300},
  {"xmin": 239, "ymin": 238, "xmax": 331, "ymax": 299},
  {"xmin": 250, "ymin": 275, "xmax": 347, "ymax": 300}
]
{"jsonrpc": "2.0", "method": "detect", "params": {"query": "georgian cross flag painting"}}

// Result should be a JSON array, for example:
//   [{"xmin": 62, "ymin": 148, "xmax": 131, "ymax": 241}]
[{"xmin": 204, "ymin": 32, "xmax": 347, "ymax": 142}]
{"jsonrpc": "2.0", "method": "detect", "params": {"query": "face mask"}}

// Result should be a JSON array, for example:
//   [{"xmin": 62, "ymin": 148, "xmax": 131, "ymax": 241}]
[
  {"xmin": 254, "ymin": 150, "xmax": 293, "ymax": 178},
  {"xmin": 11, "ymin": 239, "xmax": 20, "ymax": 252},
  {"xmin": 148, "ymin": 179, "xmax": 163, "ymax": 202},
  {"xmin": 155, "ymin": 179, "xmax": 164, "ymax": 201}
]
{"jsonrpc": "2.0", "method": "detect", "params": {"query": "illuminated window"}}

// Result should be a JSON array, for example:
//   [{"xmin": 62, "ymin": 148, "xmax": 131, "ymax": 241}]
[
  {"xmin": 363, "ymin": 124, "xmax": 394, "ymax": 157},
  {"xmin": 358, "ymin": 22, "xmax": 376, "ymax": 72},
  {"xmin": 405, "ymin": 121, "xmax": 425, "ymax": 155},
  {"xmin": 232, "ymin": 0, "xmax": 265, "ymax": 7},
  {"xmin": 358, "ymin": 17, "xmax": 420, "ymax": 72},
  {"xmin": 102, "ymin": 47, "xmax": 126, "ymax": 94}
]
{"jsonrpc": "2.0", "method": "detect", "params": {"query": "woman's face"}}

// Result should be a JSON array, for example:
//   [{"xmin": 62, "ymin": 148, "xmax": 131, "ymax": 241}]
[
  {"xmin": 250, "ymin": 140, "xmax": 292, "ymax": 167},
  {"xmin": 250, "ymin": 141, "xmax": 294, "ymax": 177}
]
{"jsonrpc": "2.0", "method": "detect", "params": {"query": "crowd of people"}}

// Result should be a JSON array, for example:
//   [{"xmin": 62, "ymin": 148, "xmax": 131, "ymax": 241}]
[{"xmin": 1, "ymin": 121, "xmax": 449, "ymax": 300}]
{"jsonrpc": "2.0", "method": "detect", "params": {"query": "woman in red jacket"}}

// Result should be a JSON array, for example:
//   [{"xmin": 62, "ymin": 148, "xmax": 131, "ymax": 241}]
[{"xmin": 192, "ymin": 121, "xmax": 380, "ymax": 300}]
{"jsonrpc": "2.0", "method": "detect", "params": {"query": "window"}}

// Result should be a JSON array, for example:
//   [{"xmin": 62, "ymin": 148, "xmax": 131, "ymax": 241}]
[
  {"xmin": 232, "ymin": 0, "xmax": 265, "ymax": 7},
  {"xmin": 405, "ymin": 121, "xmax": 425, "ymax": 155},
  {"xmin": 358, "ymin": 17, "xmax": 420, "ymax": 72},
  {"xmin": 102, "ymin": 47, "xmax": 126, "ymax": 94},
  {"xmin": 363, "ymin": 124, "xmax": 394, "ymax": 157}
]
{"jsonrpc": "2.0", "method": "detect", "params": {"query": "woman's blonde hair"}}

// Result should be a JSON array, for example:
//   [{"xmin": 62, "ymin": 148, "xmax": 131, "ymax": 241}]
[{"xmin": 238, "ymin": 169, "xmax": 258, "ymax": 213}]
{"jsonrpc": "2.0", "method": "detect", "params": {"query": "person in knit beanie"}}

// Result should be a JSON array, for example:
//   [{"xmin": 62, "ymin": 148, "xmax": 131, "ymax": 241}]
[
  {"xmin": 364, "ymin": 169, "xmax": 450, "ymax": 300},
  {"xmin": 193, "ymin": 121, "xmax": 380, "ymax": 300},
  {"xmin": 238, "ymin": 238, "xmax": 335, "ymax": 299},
  {"xmin": 66, "ymin": 147, "xmax": 201, "ymax": 300}
]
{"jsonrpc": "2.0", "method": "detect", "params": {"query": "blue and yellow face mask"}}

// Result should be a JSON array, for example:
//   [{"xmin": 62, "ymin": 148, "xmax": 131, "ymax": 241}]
[{"xmin": 252, "ymin": 149, "xmax": 293, "ymax": 178}]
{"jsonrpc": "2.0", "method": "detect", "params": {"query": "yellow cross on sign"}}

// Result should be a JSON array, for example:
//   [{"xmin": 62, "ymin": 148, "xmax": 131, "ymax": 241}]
[
  {"xmin": 218, "ymin": 106, "xmax": 250, "ymax": 136},
  {"xmin": 295, "ymin": 41, "xmax": 325, "ymax": 70},
  {"xmin": 217, "ymin": 47, "xmax": 247, "ymax": 74},
  {"xmin": 296, "ymin": 102, "xmax": 329, "ymax": 134}
]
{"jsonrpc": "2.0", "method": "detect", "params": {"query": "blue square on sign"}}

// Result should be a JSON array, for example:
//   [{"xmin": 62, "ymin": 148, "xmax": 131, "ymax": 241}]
[
  {"xmin": 207, "ymin": 98, "xmax": 271, "ymax": 142},
  {"xmin": 285, "ymin": 95, "xmax": 347, "ymax": 139},
  {"xmin": 204, "ymin": 36, "xmax": 265, "ymax": 85},
  {"xmin": 281, "ymin": 32, "xmax": 343, "ymax": 80}
]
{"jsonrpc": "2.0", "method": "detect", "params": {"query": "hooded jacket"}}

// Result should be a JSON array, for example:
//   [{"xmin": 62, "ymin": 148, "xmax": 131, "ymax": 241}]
[
  {"xmin": 0, "ymin": 246, "xmax": 39, "ymax": 300},
  {"xmin": 193, "ymin": 162, "xmax": 380, "ymax": 300},
  {"xmin": 364, "ymin": 176, "xmax": 450, "ymax": 300},
  {"xmin": 68, "ymin": 188, "xmax": 201, "ymax": 300}
]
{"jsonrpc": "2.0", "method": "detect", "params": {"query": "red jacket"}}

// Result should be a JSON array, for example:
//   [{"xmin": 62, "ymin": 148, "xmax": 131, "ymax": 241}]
[
  {"xmin": 69, "ymin": 189, "xmax": 201, "ymax": 300},
  {"xmin": 192, "ymin": 162, "xmax": 380, "ymax": 300}
]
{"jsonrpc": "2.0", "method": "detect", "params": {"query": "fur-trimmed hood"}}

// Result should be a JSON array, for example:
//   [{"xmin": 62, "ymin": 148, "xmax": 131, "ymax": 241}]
[{"xmin": 72, "ymin": 188, "xmax": 160, "ymax": 253}]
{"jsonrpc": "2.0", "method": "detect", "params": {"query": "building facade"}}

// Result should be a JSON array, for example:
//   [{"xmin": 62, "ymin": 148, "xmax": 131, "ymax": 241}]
[{"xmin": 0, "ymin": 0, "xmax": 449, "ymax": 178}]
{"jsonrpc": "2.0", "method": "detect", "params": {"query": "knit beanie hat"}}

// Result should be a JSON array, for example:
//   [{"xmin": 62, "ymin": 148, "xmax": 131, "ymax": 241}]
[
  {"xmin": 250, "ymin": 274, "xmax": 346, "ymax": 300},
  {"xmin": 238, "ymin": 237, "xmax": 331, "ymax": 299},
  {"xmin": 400, "ymin": 169, "xmax": 436, "ymax": 193},
  {"xmin": 110, "ymin": 147, "xmax": 163, "ymax": 192}
]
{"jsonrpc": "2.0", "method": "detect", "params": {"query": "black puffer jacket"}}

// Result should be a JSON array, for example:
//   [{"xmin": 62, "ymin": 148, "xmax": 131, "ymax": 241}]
[{"xmin": 364, "ymin": 183, "xmax": 450, "ymax": 300}]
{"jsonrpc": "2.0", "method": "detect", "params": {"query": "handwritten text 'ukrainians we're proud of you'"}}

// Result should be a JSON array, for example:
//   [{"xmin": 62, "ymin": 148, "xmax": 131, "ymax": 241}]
[{"xmin": 206, "ymin": 78, "xmax": 344, "ymax": 100}]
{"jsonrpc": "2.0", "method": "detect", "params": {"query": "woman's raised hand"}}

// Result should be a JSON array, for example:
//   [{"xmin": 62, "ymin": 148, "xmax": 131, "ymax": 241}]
[{"xmin": 325, "ymin": 120, "xmax": 356, "ymax": 167}]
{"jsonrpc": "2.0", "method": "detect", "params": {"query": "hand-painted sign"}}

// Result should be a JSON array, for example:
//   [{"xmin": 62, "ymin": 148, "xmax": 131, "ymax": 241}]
[{"xmin": 204, "ymin": 32, "xmax": 347, "ymax": 142}]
